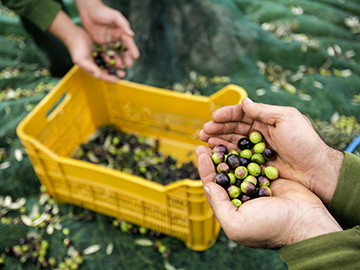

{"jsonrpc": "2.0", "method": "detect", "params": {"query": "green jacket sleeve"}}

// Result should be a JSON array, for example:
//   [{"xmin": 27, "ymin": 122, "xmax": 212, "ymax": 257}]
[
  {"xmin": 279, "ymin": 152, "xmax": 360, "ymax": 269},
  {"xmin": 279, "ymin": 226, "xmax": 360, "ymax": 270},
  {"xmin": 1, "ymin": 0, "xmax": 61, "ymax": 31},
  {"xmin": 328, "ymin": 152, "xmax": 360, "ymax": 228}
]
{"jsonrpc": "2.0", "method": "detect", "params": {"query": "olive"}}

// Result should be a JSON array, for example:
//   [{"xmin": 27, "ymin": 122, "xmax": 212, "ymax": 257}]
[
  {"xmin": 212, "ymin": 151, "xmax": 225, "ymax": 164},
  {"xmin": 226, "ymin": 154, "xmax": 241, "ymax": 170},
  {"xmin": 239, "ymin": 194, "xmax": 253, "ymax": 203},
  {"xmin": 258, "ymin": 186, "xmax": 272, "ymax": 197},
  {"xmin": 212, "ymin": 145, "xmax": 229, "ymax": 155},
  {"xmin": 239, "ymin": 157, "xmax": 250, "ymax": 167},
  {"xmin": 214, "ymin": 173, "xmax": 230, "ymax": 189},
  {"xmin": 237, "ymin": 138, "xmax": 253, "ymax": 150},
  {"xmin": 253, "ymin": 142, "xmax": 266, "ymax": 154},
  {"xmin": 217, "ymin": 162, "xmax": 230, "ymax": 174},
  {"xmin": 251, "ymin": 153, "xmax": 265, "ymax": 164},
  {"xmin": 258, "ymin": 175, "xmax": 270, "ymax": 187},
  {"xmin": 227, "ymin": 172, "xmax": 236, "ymax": 185},
  {"xmin": 240, "ymin": 149, "xmax": 252, "ymax": 159},
  {"xmin": 249, "ymin": 131, "xmax": 262, "ymax": 144},
  {"xmin": 234, "ymin": 166, "xmax": 248, "ymax": 179},
  {"xmin": 244, "ymin": 175, "xmax": 257, "ymax": 186},
  {"xmin": 247, "ymin": 162, "xmax": 261, "ymax": 176},
  {"xmin": 240, "ymin": 181, "xmax": 256, "ymax": 195},
  {"xmin": 263, "ymin": 148, "xmax": 277, "ymax": 161},
  {"xmin": 231, "ymin": 198, "xmax": 242, "ymax": 208},
  {"xmin": 227, "ymin": 185, "xmax": 241, "ymax": 199},
  {"xmin": 264, "ymin": 166, "xmax": 279, "ymax": 180}
]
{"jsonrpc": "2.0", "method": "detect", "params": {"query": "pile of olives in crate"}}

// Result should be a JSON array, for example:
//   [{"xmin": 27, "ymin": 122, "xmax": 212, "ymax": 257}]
[
  {"xmin": 72, "ymin": 125, "xmax": 199, "ymax": 185},
  {"xmin": 212, "ymin": 131, "xmax": 279, "ymax": 207}
]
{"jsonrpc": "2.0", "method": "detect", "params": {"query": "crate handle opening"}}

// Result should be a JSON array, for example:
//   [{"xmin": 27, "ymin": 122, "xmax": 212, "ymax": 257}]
[{"xmin": 46, "ymin": 92, "xmax": 68, "ymax": 120}]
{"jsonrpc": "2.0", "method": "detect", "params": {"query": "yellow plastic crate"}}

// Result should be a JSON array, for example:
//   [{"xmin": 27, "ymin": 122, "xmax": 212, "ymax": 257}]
[{"xmin": 17, "ymin": 65, "xmax": 247, "ymax": 251}]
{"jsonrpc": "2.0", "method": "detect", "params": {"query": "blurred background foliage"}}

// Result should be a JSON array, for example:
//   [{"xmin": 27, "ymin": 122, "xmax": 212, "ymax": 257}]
[{"xmin": 0, "ymin": 0, "xmax": 359, "ymax": 269}]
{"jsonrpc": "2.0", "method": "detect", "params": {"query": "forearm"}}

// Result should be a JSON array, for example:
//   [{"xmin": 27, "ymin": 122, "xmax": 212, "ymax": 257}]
[
  {"xmin": 2, "ymin": 0, "xmax": 61, "ymax": 31},
  {"xmin": 48, "ymin": 10, "xmax": 82, "ymax": 51}
]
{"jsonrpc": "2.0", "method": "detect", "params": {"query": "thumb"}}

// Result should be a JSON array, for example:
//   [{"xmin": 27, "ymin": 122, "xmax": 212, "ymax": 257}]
[
  {"xmin": 204, "ymin": 182, "xmax": 238, "ymax": 226},
  {"xmin": 241, "ymin": 98, "xmax": 285, "ymax": 126}
]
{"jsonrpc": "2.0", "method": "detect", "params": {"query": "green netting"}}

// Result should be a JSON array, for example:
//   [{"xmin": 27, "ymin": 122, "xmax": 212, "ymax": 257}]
[{"xmin": 1, "ymin": 0, "xmax": 360, "ymax": 269}]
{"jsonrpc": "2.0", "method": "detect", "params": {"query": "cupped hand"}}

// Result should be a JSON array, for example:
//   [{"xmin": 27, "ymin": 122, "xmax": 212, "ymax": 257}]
[
  {"xmin": 76, "ymin": 0, "xmax": 139, "ymax": 69},
  {"xmin": 196, "ymin": 145, "xmax": 342, "ymax": 248},
  {"xmin": 67, "ymin": 27, "xmax": 122, "ymax": 83},
  {"xmin": 199, "ymin": 98, "xmax": 344, "ymax": 205}
]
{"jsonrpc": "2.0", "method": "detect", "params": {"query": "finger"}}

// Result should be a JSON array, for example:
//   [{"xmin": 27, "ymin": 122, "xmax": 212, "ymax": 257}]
[
  {"xmin": 203, "ymin": 182, "xmax": 239, "ymax": 228},
  {"xmin": 121, "ymin": 51, "xmax": 134, "ymax": 67},
  {"xmin": 241, "ymin": 98, "xmax": 288, "ymax": 126},
  {"xmin": 207, "ymin": 136, "xmax": 242, "ymax": 150},
  {"xmin": 77, "ymin": 58, "xmax": 102, "ymax": 80},
  {"xmin": 203, "ymin": 120, "xmax": 251, "ymax": 136},
  {"xmin": 212, "ymin": 104, "xmax": 253, "ymax": 124},
  {"xmin": 120, "ymin": 35, "xmax": 140, "ymax": 59},
  {"xmin": 97, "ymin": 70, "xmax": 120, "ymax": 83},
  {"xmin": 196, "ymin": 145, "xmax": 216, "ymax": 185},
  {"xmin": 111, "ymin": 12, "xmax": 134, "ymax": 36}
]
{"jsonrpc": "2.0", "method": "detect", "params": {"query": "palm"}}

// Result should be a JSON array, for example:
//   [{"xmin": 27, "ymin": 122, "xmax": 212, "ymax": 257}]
[
  {"xmin": 201, "ymin": 105, "xmax": 327, "ymax": 191},
  {"xmin": 196, "ymin": 145, "xmax": 331, "ymax": 248}
]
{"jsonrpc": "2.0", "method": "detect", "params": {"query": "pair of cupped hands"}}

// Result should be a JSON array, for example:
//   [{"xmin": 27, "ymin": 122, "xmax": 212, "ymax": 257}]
[
  {"xmin": 49, "ymin": 0, "xmax": 139, "ymax": 83},
  {"xmin": 196, "ymin": 98, "xmax": 344, "ymax": 248}
]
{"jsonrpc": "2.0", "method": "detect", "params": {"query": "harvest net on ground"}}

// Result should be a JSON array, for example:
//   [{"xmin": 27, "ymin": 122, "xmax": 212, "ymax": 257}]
[{"xmin": 0, "ymin": 0, "xmax": 359, "ymax": 269}]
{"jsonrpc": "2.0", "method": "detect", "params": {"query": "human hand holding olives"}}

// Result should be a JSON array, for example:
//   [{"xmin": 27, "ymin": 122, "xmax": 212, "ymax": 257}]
[
  {"xmin": 48, "ymin": 10, "xmax": 121, "ymax": 83},
  {"xmin": 199, "ymin": 98, "xmax": 344, "ymax": 205},
  {"xmin": 75, "ymin": 0, "xmax": 140, "ymax": 74},
  {"xmin": 196, "ymin": 145, "xmax": 342, "ymax": 248}
]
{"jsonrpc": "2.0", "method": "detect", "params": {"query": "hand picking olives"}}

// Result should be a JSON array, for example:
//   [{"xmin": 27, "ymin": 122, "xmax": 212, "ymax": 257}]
[{"xmin": 213, "ymin": 131, "xmax": 279, "ymax": 207}]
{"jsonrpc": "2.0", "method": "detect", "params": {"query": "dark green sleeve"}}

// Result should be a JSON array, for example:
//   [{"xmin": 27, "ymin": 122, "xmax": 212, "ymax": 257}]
[
  {"xmin": 328, "ymin": 152, "xmax": 360, "ymax": 228},
  {"xmin": 279, "ymin": 226, "xmax": 360, "ymax": 270},
  {"xmin": 1, "ymin": 0, "xmax": 61, "ymax": 31},
  {"xmin": 279, "ymin": 152, "xmax": 360, "ymax": 269}
]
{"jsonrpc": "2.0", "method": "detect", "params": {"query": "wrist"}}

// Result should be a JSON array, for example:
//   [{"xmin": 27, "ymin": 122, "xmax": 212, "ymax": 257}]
[
  {"xmin": 287, "ymin": 205, "xmax": 342, "ymax": 246},
  {"xmin": 308, "ymin": 146, "xmax": 344, "ymax": 205}
]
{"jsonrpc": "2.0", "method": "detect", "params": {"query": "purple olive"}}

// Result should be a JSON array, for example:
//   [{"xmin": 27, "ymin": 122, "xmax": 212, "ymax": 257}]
[
  {"xmin": 263, "ymin": 148, "xmax": 277, "ymax": 161},
  {"xmin": 226, "ymin": 154, "xmax": 241, "ymax": 170},
  {"xmin": 240, "ymin": 181, "xmax": 256, "ymax": 195},
  {"xmin": 258, "ymin": 186, "xmax": 272, "ymax": 197},
  {"xmin": 213, "ymin": 145, "xmax": 229, "ymax": 155},
  {"xmin": 239, "ymin": 194, "xmax": 253, "ymax": 203},
  {"xmin": 237, "ymin": 138, "xmax": 253, "ymax": 150},
  {"xmin": 258, "ymin": 175, "xmax": 270, "ymax": 187},
  {"xmin": 214, "ymin": 173, "xmax": 230, "ymax": 189},
  {"xmin": 239, "ymin": 157, "xmax": 250, "ymax": 167},
  {"xmin": 217, "ymin": 162, "xmax": 230, "ymax": 174}
]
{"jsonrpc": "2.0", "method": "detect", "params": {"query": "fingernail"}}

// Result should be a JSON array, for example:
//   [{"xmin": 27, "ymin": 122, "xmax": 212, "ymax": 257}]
[
  {"xmin": 245, "ymin": 97, "xmax": 253, "ymax": 103},
  {"xmin": 204, "ymin": 186, "xmax": 211, "ymax": 196}
]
